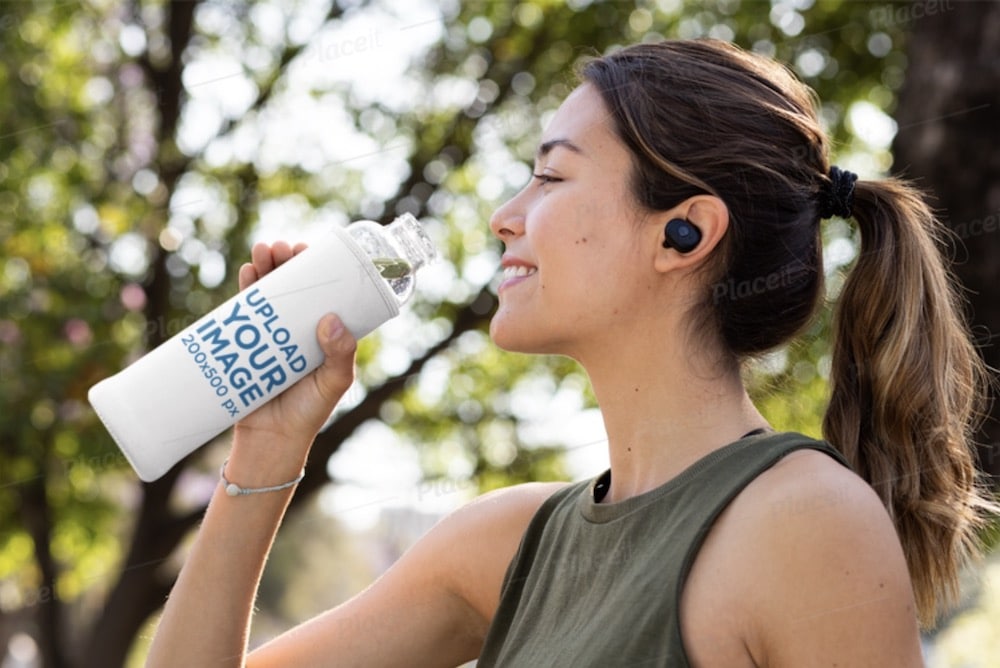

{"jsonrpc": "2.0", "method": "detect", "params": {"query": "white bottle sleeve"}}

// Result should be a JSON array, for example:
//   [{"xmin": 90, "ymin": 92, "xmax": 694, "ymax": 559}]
[{"xmin": 88, "ymin": 226, "xmax": 400, "ymax": 482}]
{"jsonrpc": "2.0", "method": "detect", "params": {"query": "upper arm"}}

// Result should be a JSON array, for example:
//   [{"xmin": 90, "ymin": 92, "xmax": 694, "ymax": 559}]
[
  {"xmin": 247, "ymin": 482, "xmax": 567, "ymax": 668},
  {"xmin": 742, "ymin": 451, "xmax": 923, "ymax": 667}
]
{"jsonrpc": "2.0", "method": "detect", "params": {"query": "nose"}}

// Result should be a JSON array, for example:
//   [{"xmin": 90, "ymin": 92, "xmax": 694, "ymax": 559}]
[{"xmin": 489, "ymin": 193, "xmax": 525, "ymax": 241}]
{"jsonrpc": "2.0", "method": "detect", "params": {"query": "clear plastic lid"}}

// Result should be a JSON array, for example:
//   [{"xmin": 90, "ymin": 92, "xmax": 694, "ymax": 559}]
[
  {"xmin": 385, "ymin": 213, "xmax": 438, "ymax": 271},
  {"xmin": 346, "ymin": 213, "xmax": 439, "ymax": 304}
]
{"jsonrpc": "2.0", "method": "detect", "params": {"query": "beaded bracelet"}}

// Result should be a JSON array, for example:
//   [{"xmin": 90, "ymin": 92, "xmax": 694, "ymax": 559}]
[{"xmin": 219, "ymin": 459, "xmax": 305, "ymax": 497}]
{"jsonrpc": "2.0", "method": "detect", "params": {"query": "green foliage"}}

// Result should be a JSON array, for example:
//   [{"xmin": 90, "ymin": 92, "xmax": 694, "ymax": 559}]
[{"xmin": 0, "ymin": 1, "xmax": 135, "ymax": 614}]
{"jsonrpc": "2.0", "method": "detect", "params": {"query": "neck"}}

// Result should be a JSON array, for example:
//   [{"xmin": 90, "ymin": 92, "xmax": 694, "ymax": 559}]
[{"xmin": 579, "ymin": 339, "xmax": 769, "ymax": 504}]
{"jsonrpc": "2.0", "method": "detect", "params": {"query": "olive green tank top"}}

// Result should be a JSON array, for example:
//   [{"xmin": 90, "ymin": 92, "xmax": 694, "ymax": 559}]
[{"xmin": 477, "ymin": 431, "xmax": 849, "ymax": 667}]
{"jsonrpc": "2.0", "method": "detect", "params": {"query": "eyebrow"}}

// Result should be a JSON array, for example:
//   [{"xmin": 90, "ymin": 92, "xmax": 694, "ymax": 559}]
[{"xmin": 536, "ymin": 138, "xmax": 585, "ymax": 159}]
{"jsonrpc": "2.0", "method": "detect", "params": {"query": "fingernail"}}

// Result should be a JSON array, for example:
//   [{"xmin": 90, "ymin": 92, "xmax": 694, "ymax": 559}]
[{"xmin": 327, "ymin": 317, "xmax": 345, "ymax": 340}]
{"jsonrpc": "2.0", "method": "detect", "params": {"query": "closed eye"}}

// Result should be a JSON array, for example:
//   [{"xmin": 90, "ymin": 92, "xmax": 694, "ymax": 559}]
[{"xmin": 532, "ymin": 173, "xmax": 563, "ymax": 185}]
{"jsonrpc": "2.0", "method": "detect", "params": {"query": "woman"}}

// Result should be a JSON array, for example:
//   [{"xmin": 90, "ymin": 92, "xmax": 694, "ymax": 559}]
[{"xmin": 147, "ymin": 40, "xmax": 994, "ymax": 666}]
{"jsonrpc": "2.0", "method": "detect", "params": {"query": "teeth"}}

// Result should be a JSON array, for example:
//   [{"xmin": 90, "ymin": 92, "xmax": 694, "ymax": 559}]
[{"xmin": 503, "ymin": 266, "xmax": 537, "ymax": 280}]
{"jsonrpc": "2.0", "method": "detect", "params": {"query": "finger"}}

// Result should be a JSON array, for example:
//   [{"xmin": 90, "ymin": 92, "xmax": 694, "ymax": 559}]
[
  {"xmin": 238, "ymin": 263, "xmax": 257, "ymax": 291},
  {"xmin": 251, "ymin": 242, "xmax": 275, "ymax": 277},
  {"xmin": 271, "ymin": 241, "xmax": 294, "ymax": 267},
  {"xmin": 292, "ymin": 242, "xmax": 308, "ymax": 256},
  {"xmin": 311, "ymin": 314, "xmax": 358, "ymax": 405}
]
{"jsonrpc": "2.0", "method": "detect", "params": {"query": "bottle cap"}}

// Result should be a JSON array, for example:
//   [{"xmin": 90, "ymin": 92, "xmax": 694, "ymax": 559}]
[{"xmin": 387, "ymin": 213, "xmax": 439, "ymax": 271}]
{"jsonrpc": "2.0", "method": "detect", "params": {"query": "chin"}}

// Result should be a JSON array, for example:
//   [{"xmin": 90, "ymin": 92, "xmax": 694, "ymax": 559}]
[
  {"xmin": 489, "ymin": 311, "xmax": 564, "ymax": 356},
  {"xmin": 488, "ymin": 315, "xmax": 529, "ymax": 353}
]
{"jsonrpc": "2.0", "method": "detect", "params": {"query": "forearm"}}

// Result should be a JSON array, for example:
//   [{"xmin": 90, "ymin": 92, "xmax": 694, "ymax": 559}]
[
  {"xmin": 145, "ymin": 245, "xmax": 356, "ymax": 665},
  {"xmin": 146, "ymin": 434, "xmax": 309, "ymax": 668}
]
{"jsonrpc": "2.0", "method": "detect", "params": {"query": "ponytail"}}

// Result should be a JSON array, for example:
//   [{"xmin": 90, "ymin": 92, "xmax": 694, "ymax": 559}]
[{"xmin": 823, "ymin": 177, "xmax": 996, "ymax": 627}]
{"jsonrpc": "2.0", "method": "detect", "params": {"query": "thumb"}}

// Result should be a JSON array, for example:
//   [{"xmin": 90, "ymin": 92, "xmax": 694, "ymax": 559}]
[{"xmin": 312, "ymin": 314, "xmax": 358, "ymax": 404}]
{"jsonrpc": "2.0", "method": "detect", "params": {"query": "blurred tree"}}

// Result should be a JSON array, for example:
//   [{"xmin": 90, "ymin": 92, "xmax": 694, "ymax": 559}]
[
  {"xmin": 0, "ymin": 1, "xmax": 987, "ymax": 666},
  {"xmin": 891, "ymin": 0, "xmax": 1000, "ymax": 481}
]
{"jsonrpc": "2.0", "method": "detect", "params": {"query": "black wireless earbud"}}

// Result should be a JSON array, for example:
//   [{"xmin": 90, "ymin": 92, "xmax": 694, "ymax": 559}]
[{"xmin": 662, "ymin": 218, "xmax": 701, "ymax": 253}]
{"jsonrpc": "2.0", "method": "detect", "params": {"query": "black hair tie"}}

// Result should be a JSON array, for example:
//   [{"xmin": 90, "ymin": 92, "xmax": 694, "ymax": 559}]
[{"xmin": 817, "ymin": 166, "xmax": 858, "ymax": 219}]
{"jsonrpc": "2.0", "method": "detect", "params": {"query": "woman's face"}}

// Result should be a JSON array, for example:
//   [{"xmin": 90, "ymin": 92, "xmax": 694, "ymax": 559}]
[{"xmin": 488, "ymin": 83, "xmax": 662, "ymax": 358}]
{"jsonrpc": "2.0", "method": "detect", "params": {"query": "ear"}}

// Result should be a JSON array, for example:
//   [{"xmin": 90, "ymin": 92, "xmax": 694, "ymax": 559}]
[{"xmin": 653, "ymin": 195, "xmax": 729, "ymax": 273}]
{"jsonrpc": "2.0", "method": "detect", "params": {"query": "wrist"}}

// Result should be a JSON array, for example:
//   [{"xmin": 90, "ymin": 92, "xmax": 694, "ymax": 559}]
[
  {"xmin": 220, "ymin": 458, "xmax": 304, "ymax": 497},
  {"xmin": 228, "ymin": 426, "xmax": 313, "ymax": 488}
]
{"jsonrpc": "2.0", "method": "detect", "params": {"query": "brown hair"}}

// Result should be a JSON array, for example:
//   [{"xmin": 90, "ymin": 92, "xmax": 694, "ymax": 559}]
[{"xmin": 581, "ymin": 39, "xmax": 994, "ymax": 627}]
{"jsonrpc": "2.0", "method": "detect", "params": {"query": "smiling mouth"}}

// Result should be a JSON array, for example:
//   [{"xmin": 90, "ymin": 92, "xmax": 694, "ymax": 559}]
[{"xmin": 502, "ymin": 266, "xmax": 538, "ymax": 280}]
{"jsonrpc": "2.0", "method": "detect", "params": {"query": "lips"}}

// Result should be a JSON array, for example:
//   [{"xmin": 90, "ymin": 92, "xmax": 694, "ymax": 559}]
[{"xmin": 498, "ymin": 257, "xmax": 537, "ymax": 291}]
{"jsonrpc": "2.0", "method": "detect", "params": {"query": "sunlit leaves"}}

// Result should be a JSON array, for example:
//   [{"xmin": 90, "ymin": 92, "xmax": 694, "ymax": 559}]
[{"xmin": 0, "ymin": 0, "xmax": 154, "ymax": 633}]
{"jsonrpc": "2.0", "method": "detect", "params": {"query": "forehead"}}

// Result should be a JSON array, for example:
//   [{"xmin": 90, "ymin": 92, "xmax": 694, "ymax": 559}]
[{"xmin": 539, "ymin": 84, "xmax": 624, "ymax": 158}]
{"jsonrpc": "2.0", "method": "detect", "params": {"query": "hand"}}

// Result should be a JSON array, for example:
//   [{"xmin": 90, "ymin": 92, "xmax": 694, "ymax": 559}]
[{"xmin": 232, "ymin": 241, "xmax": 358, "ymax": 449}]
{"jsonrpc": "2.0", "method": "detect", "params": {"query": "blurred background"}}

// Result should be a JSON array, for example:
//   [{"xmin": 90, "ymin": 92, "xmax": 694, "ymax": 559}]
[{"xmin": 1, "ymin": 0, "xmax": 998, "ymax": 666}]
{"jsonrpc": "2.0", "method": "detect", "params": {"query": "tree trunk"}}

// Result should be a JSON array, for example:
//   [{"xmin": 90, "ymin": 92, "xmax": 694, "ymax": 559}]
[
  {"xmin": 19, "ymin": 475, "xmax": 66, "ymax": 668},
  {"xmin": 892, "ymin": 0, "xmax": 1000, "ymax": 481}
]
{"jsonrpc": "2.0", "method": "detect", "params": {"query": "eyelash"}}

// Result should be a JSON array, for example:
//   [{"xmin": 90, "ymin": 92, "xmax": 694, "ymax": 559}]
[{"xmin": 532, "ymin": 173, "xmax": 562, "ymax": 185}]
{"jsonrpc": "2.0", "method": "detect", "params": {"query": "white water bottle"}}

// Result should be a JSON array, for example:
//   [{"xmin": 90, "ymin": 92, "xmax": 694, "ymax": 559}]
[{"xmin": 88, "ymin": 213, "xmax": 438, "ymax": 481}]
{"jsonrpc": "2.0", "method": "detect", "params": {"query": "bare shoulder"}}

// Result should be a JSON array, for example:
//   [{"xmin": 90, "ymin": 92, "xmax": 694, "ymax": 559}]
[
  {"xmin": 683, "ymin": 449, "xmax": 923, "ymax": 667},
  {"xmin": 743, "ymin": 448, "xmax": 889, "ymax": 537},
  {"xmin": 750, "ymin": 450, "xmax": 923, "ymax": 664},
  {"xmin": 455, "ymin": 480, "xmax": 572, "ymax": 523},
  {"xmin": 409, "ymin": 481, "xmax": 571, "ymax": 630}
]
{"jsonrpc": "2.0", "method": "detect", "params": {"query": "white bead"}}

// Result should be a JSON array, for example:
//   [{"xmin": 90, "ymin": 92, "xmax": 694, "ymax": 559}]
[{"xmin": 226, "ymin": 483, "xmax": 242, "ymax": 496}]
